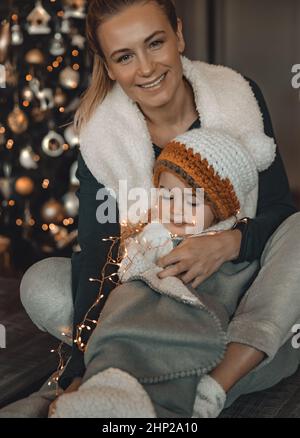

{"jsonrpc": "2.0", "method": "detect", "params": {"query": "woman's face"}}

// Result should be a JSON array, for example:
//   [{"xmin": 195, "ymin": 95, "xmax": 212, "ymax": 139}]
[{"xmin": 97, "ymin": 1, "xmax": 185, "ymax": 111}]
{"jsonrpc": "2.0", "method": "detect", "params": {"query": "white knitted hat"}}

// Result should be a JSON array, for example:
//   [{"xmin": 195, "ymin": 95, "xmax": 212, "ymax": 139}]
[{"xmin": 153, "ymin": 128, "xmax": 276, "ymax": 228}]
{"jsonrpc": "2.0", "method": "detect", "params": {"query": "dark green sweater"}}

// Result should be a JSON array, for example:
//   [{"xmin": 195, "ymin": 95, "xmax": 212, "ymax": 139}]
[{"xmin": 59, "ymin": 78, "xmax": 297, "ymax": 389}]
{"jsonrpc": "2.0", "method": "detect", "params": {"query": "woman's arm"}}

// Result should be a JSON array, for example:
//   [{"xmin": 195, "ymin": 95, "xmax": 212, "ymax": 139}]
[
  {"xmin": 58, "ymin": 151, "xmax": 120, "ymax": 390},
  {"xmin": 233, "ymin": 77, "xmax": 297, "ymax": 263},
  {"xmin": 158, "ymin": 78, "xmax": 297, "ymax": 286}
]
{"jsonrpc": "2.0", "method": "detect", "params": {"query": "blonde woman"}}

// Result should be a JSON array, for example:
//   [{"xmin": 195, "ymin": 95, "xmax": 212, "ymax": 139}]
[{"xmin": 3, "ymin": 0, "xmax": 300, "ymax": 418}]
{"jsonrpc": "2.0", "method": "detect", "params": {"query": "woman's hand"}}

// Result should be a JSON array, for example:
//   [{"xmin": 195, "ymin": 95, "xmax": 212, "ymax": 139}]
[
  {"xmin": 48, "ymin": 377, "xmax": 82, "ymax": 417},
  {"xmin": 157, "ymin": 229, "xmax": 242, "ymax": 288}
]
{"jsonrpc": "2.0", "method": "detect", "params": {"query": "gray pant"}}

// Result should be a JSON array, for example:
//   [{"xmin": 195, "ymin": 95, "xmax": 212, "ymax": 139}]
[{"xmin": 2, "ymin": 213, "xmax": 300, "ymax": 417}]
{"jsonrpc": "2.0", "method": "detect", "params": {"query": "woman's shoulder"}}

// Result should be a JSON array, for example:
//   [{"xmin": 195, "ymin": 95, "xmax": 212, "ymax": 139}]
[{"xmin": 76, "ymin": 150, "xmax": 103, "ymax": 190}]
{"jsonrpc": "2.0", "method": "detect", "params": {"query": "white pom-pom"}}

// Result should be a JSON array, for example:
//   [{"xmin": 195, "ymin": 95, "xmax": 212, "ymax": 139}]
[{"xmin": 242, "ymin": 132, "xmax": 277, "ymax": 172}]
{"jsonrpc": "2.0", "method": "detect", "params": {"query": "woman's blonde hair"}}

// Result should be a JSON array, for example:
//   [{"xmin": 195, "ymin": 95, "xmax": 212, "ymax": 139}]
[{"xmin": 74, "ymin": 0, "xmax": 178, "ymax": 134}]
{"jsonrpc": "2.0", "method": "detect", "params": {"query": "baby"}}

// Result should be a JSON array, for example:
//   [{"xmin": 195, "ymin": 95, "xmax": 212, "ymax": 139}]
[{"xmin": 118, "ymin": 127, "xmax": 275, "ymax": 284}]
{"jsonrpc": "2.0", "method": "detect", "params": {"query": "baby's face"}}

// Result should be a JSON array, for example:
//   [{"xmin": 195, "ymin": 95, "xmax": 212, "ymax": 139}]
[{"xmin": 155, "ymin": 171, "xmax": 215, "ymax": 236}]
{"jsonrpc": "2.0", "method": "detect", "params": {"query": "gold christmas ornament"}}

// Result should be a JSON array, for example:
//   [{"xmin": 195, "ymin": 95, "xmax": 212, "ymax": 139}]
[
  {"xmin": 15, "ymin": 176, "xmax": 35, "ymax": 196},
  {"xmin": 27, "ymin": 0, "xmax": 51, "ymax": 35},
  {"xmin": 7, "ymin": 104, "xmax": 29, "ymax": 134},
  {"xmin": 21, "ymin": 86, "xmax": 34, "ymax": 102},
  {"xmin": 25, "ymin": 48, "xmax": 45, "ymax": 65},
  {"xmin": 54, "ymin": 87, "xmax": 67, "ymax": 107},
  {"xmin": 0, "ymin": 20, "xmax": 11, "ymax": 64},
  {"xmin": 31, "ymin": 106, "xmax": 49, "ymax": 123},
  {"xmin": 3, "ymin": 60, "xmax": 18, "ymax": 87},
  {"xmin": 59, "ymin": 66, "xmax": 79, "ymax": 89},
  {"xmin": 41, "ymin": 198, "xmax": 65, "ymax": 223}
]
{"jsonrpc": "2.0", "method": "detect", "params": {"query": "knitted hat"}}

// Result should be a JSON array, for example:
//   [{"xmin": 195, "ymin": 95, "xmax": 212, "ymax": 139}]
[{"xmin": 153, "ymin": 128, "xmax": 276, "ymax": 224}]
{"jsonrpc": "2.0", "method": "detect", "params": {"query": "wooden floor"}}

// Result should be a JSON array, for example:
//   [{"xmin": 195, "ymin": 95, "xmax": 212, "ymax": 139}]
[
  {"xmin": 0, "ymin": 276, "xmax": 299, "ymax": 417},
  {"xmin": 0, "ymin": 277, "xmax": 66, "ymax": 408}
]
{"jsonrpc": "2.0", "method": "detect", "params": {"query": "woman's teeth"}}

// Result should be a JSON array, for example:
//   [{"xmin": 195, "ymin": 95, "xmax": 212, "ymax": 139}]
[{"xmin": 140, "ymin": 73, "xmax": 166, "ymax": 89}]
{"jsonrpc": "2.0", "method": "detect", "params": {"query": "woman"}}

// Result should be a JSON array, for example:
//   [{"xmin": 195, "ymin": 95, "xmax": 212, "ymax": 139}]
[{"xmin": 4, "ymin": 0, "xmax": 300, "ymax": 418}]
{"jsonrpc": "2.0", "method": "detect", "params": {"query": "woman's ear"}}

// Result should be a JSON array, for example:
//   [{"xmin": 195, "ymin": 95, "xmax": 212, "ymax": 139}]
[
  {"xmin": 103, "ymin": 59, "xmax": 116, "ymax": 81},
  {"xmin": 176, "ymin": 18, "xmax": 185, "ymax": 54}
]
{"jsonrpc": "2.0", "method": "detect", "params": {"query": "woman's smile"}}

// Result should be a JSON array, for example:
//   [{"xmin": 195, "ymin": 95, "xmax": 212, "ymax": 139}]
[{"xmin": 138, "ymin": 72, "xmax": 168, "ymax": 91}]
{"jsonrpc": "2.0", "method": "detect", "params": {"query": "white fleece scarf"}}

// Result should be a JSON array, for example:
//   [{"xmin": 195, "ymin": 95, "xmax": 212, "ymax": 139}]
[{"xmin": 79, "ymin": 56, "xmax": 275, "ymax": 225}]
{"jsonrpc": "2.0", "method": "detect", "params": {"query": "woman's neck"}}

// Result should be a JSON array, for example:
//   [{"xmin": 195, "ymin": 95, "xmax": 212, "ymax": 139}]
[{"xmin": 139, "ymin": 77, "xmax": 198, "ymax": 130}]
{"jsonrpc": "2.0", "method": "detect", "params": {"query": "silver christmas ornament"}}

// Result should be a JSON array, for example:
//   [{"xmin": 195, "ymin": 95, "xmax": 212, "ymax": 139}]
[
  {"xmin": 59, "ymin": 66, "xmax": 79, "ymax": 89},
  {"xmin": 0, "ymin": 163, "xmax": 13, "ymax": 200},
  {"xmin": 11, "ymin": 22, "xmax": 24, "ymax": 46},
  {"xmin": 64, "ymin": 124, "xmax": 79, "ymax": 148},
  {"xmin": 29, "ymin": 78, "xmax": 54, "ymax": 111},
  {"xmin": 42, "ymin": 130, "xmax": 65, "ymax": 157},
  {"xmin": 70, "ymin": 161, "xmax": 79, "ymax": 186},
  {"xmin": 19, "ymin": 146, "xmax": 38, "ymax": 170},
  {"xmin": 63, "ymin": 191, "xmax": 79, "ymax": 217},
  {"xmin": 71, "ymin": 33, "xmax": 85, "ymax": 50},
  {"xmin": 63, "ymin": 0, "xmax": 87, "ymax": 19},
  {"xmin": 27, "ymin": 0, "xmax": 51, "ymax": 35},
  {"xmin": 41, "ymin": 198, "xmax": 65, "ymax": 223},
  {"xmin": 49, "ymin": 32, "xmax": 66, "ymax": 56},
  {"xmin": 61, "ymin": 17, "xmax": 71, "ymax": 34}
]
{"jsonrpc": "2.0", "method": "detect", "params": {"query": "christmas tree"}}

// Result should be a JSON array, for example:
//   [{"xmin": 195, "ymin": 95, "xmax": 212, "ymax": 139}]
[{"xmin": 0, "ymin": 0, "xmax": 90, "ymax": 275}]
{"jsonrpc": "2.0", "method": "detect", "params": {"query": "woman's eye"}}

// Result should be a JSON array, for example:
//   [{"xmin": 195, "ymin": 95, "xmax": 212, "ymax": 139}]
[
  {"xmin": 117, "ymin": 54, "xmax": 133, "ymax": 64},
  {"xmin": 150, "ymin": 40, "xmax": 163, "ymax": 49}
]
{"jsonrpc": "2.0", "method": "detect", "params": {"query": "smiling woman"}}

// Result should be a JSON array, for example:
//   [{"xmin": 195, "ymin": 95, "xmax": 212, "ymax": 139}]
[
  {"xmin": 75, "ymin": 0, "xmax": 198, "ymax": 144},
  {"xmin": 6, "ymin": 0, "xmax": 300, "ymax": 420}
]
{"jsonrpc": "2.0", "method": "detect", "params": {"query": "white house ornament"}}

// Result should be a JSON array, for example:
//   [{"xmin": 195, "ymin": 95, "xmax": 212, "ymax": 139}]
[
  {"xmin": 42, "ymin": 130, "xmax": 65, "ymax": 157},
  {"xmin": 27, "ymin": 0, "xmax": 52, "ymax": 35}
]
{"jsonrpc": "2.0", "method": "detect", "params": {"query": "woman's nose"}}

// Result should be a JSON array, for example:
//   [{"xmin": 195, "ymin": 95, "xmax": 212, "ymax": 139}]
[{"xmin": 137, "ymin": 54, "xmax": 155, "ymax": 76}]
